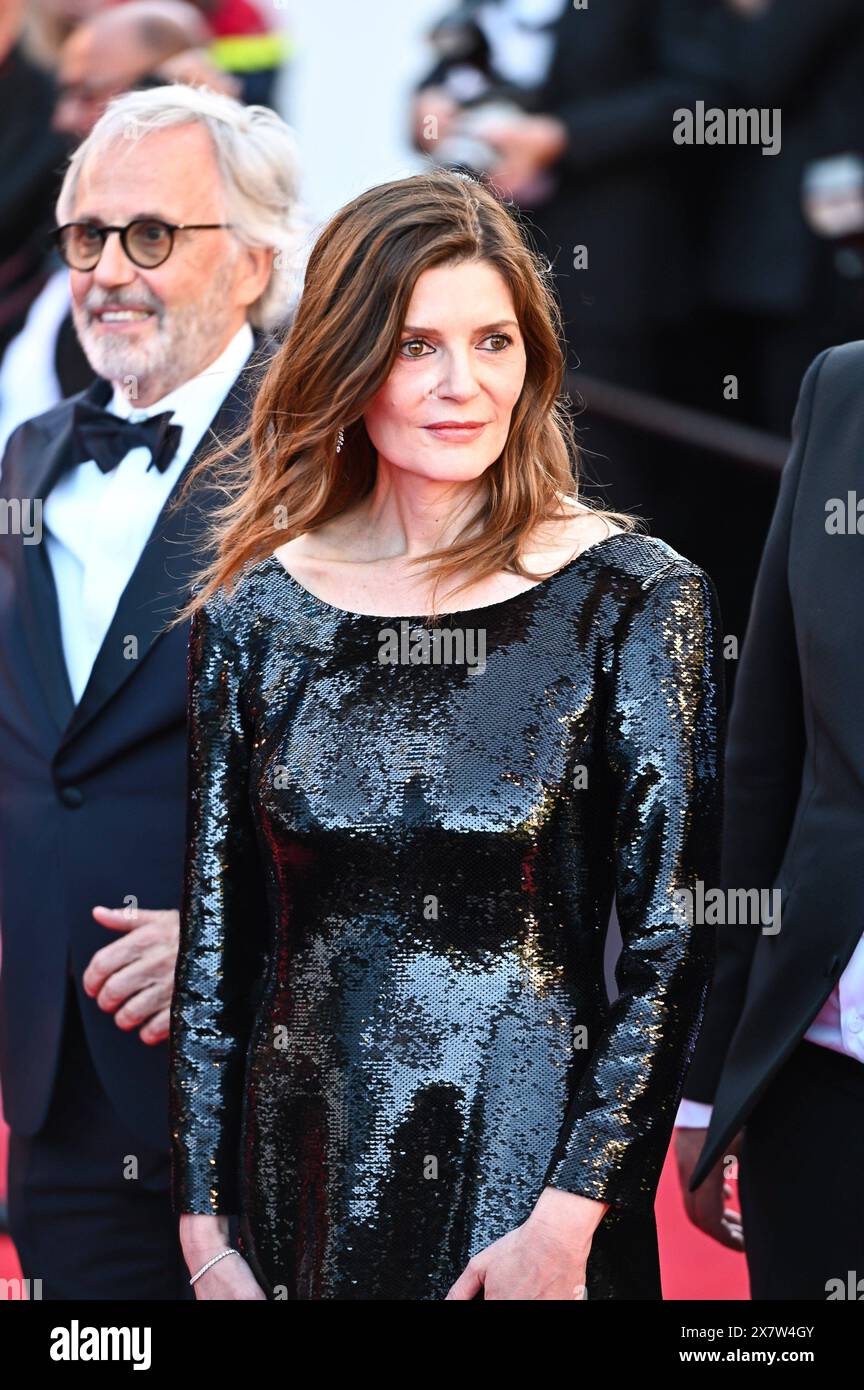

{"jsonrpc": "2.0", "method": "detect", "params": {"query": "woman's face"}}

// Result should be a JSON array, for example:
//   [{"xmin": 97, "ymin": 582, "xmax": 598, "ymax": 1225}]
[{"xmin": 363, "ymin": 259, "xmax": 528, "ymax": 484}]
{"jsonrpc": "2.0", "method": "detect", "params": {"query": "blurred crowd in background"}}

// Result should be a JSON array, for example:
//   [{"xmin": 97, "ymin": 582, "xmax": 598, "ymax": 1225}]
[{"xmin": 3, "ymin": 0, "xmax": 864, "ymax": 647}]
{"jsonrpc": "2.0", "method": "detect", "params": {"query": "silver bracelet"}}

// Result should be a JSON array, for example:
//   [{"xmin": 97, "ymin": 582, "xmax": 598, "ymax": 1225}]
[{"xmin": 189, "ymin": 1247, "xmax": 241, "ymax": 1286}]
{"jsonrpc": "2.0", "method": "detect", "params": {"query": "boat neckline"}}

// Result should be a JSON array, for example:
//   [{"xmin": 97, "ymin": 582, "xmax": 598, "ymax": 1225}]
[{"xmin": 266, "ymin": 530, "xmax": 652, "ymax": 621}]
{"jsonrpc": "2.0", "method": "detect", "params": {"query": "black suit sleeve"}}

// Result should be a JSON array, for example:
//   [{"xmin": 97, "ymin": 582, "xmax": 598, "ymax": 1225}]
[
  {"xmin": 681, "ymin": 347, "xmax": 829, "ymax": 1104},
  {"xmin": 721, "ymin": 0, "xmax": 864, "ymax": 105},
  {"xmin": 548, "ymin": 0, "xmax": 735, "ymax": 176}
]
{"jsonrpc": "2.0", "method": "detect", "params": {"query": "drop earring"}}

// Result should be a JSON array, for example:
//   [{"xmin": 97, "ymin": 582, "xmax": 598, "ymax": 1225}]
[{"xmin": 335, "ymin": 427, "xmax": 345, "ymax": 454}]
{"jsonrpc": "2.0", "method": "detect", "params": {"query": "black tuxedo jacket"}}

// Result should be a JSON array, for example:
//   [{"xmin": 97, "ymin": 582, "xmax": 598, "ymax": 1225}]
[
  {"xmin": 685, "ymin": 341, "xmax": 864, "ymax": 1190},
  {"xmin": 0, "ymin": 339, "xmax": 271, "ymax": 1148}
]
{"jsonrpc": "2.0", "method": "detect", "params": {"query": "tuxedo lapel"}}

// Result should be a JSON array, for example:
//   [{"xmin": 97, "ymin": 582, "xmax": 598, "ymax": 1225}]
[
  {"xmin": 19, "ymin": 532, "xmax": 75, "ymax": 734},
  {"xmin": 17, "ymin": 375, "xmax": 112, "ymax": 734},
  {"xmin": 59, "ymin": 342, "xmax": 270, "ymax": 750}
]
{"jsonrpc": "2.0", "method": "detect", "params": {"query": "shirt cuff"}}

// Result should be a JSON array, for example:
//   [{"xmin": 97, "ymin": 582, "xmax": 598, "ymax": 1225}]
[{"xmin": 674, "ymin": 1098, "xmax": 714, "ymax": 1128}]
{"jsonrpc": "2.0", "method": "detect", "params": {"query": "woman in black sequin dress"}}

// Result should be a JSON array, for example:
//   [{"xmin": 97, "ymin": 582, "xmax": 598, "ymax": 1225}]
[{"xmin": 169, "ymin": 170, "xmax": 724, "ymax": 1300}]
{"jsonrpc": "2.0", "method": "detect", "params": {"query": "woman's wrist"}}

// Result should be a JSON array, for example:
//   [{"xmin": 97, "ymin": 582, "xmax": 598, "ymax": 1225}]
[
  {"xmin": 179, "ymin": 1211, "xmax": 233, "ymax": 1262},
  {"xmin": 528, "ymin": 1185, "xmax": 607, "ymax": 1250}
]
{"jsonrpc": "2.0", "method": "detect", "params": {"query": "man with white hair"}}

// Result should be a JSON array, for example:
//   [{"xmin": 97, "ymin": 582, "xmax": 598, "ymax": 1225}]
[{"xmin": 0, "ymin": 84, "xmax": 304, "ymax": 1298}]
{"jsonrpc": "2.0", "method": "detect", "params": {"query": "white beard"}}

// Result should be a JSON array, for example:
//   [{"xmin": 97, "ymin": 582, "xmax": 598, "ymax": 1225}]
[{"xmin": 74, "ymin": 258, "xmax": 241, "ymax": 402}]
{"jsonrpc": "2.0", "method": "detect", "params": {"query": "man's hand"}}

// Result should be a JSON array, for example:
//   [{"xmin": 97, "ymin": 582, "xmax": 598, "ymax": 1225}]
[
  {"xmin": 446, "ymin": 1185, "xmax": 604, "ymax": 1300},
  {"xmin": 675, "ymin": 1127, "xmax": 745, "ymax": 1250},
  {"xmin": 411, "ymin": 86, "xmax": 460, "ymax": 151},
  {"xmin": 83, "ymin": 905, "xmax": 180, "ymax": 1045},
  {"xmin": 480, "ymin": 112, "xmax": 568, "ymax": 201}
]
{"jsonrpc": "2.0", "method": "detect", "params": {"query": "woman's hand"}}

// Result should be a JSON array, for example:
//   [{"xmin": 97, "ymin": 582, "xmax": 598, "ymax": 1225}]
[
  {"xmin": 446, "ymin": 1186, "xmax": 606, "ymax": 1300},
  {"xmin": 180, "ymin": 1213, "xmax": 267, "ymax": 1301}
]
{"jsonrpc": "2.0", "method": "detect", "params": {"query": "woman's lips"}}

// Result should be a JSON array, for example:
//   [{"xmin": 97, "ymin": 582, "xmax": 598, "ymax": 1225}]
[{"xmin": 423, "ymin": 422, "xmax": 488, "ymax": 441}]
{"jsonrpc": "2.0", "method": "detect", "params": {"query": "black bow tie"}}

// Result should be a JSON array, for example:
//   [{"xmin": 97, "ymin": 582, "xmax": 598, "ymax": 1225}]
[{"xmin": 71, "ymin": 399, "xmax": 183, "ymax": 475}]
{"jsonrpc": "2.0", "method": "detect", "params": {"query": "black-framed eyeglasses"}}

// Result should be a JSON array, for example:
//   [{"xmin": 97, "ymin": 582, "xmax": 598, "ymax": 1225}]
[{"xmin": 52, "ymin": 218, "xmax": 235, "ymax": 271}]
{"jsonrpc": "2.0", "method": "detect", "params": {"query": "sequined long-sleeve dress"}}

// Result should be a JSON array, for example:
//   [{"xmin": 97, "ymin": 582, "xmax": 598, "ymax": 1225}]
[{"xmin": 169, "ymin": 531, "xmax": 724, "ymax": 1300}]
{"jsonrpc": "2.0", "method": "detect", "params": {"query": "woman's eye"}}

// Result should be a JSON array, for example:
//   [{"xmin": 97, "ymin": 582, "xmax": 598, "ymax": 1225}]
[
  {"xmin": 399, "ymin": 338, "xmax": 433, "ymax": 358},
  {"xmin": 398, "ymin": 333, "xmax": 513, "ymax": 358}
]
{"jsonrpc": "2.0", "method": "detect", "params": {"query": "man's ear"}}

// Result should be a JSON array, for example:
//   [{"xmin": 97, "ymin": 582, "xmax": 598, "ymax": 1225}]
[{"xmin": 236, "ymin": 245, "xmax": 275, "ymax": 311}]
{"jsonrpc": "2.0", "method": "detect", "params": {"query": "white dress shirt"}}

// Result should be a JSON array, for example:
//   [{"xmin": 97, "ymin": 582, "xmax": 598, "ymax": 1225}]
[
  {"xmin": 0, "ymin": 267, "xmax": 71, "ymax": 457},
  {"xmin": 43, "ymin": 321, "xmax": 254, "ymax": 705},
  {"xmin": 676, "ymin": 932, "xmax": 864, "ymax": 1127}
]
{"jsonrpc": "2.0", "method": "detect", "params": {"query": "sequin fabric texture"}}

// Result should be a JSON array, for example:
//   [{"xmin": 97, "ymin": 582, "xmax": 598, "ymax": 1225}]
[{"xmin": 169, "ymin": 531, "xmax": 724, "ymax": 1300}]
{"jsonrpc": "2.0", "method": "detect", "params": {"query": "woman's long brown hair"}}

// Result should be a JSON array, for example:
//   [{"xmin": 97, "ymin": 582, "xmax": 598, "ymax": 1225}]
[{"xmin": 172, "ymin": 167, "xmax": 635, "ymax": 623}]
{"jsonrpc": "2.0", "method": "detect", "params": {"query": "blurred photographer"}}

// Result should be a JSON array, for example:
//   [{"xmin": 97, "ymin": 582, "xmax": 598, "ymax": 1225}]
[{"xmin": 412, "ymin": 0, "xmax": 733, "ymax": 531}]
